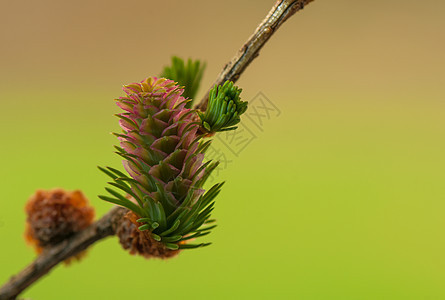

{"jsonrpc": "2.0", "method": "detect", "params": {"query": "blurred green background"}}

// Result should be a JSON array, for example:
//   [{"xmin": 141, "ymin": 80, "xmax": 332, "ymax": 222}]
[{"xmin": 1, "ymin": 0, "xmax": 445, "ymax": 299}]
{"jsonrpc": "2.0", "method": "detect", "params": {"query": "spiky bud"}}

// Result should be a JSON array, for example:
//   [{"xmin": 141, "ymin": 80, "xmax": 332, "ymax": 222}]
[
  {"xmin": 198, "ymin": 81, "xmax": 247, "ymax": 133},
  {"xmin": 100, "ymin": 77, "xmax": 231, "ymax": 257},
  {"xmin": 25, "ymin": 189, "xmax": 95, "ymax": 255},
  {"xmin": 161, "ymin": 56, "xmax": 206, "ymax": 108}
]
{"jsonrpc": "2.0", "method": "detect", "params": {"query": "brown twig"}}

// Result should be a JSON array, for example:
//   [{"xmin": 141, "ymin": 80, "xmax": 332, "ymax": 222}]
[
  {"xmin": 0, "ymin": 207, "xmax": 127, "ymax": 300},
  {"xmin": 0, "ymin": 1, "xmax": 315, "ymax": 299},
  {"xmin": 195, "ymin": 0, "xmax": 314, "ymax": 110}
]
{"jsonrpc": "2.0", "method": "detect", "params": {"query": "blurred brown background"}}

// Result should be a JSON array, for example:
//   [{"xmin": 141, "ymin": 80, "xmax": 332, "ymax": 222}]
[{"xmin": 1, "ymin": 0, "xmax": 444, "ymax": 101}]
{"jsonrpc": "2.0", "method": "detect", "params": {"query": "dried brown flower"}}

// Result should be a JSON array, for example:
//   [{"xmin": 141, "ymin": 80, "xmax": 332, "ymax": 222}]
[
  {"xmin": 24, "ymin": 189, "xmax": 95, "ymax": 255},
  {"xmin": 116, "ymin": 211, "xmax": 180, "ymax": 259}
]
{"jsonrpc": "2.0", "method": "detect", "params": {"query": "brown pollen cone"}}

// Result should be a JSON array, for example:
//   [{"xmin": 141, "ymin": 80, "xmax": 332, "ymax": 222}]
[
  {"xmin": 24, "ymin": 189, "xmax": 95, "ymax": 257},
  {"xmin": 116, "ymin": 211, "xmax": 180, "ymax": 259}
]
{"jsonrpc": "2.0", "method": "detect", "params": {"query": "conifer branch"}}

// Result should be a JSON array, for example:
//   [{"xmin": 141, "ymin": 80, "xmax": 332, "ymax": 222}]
[
  {"xmin": 196, "ymin": 0, "xmax": 314, "ymax": 110},
  {"xmin": 0, "ymin": 0, "xmax": 315, "ymax": 298},
  {"xmin": 0, "ymin": 207, "xmax": 127, "ymax": 300}
]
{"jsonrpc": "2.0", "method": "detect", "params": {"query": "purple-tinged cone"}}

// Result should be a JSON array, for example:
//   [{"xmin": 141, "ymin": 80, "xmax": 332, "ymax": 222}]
[
  {"xmin": 100, "ymin": 77, "xmax": 222, "ymax": 254},
  {"xmin": 117, "ymin": 78, "xmax": 205, "ymax": 201}
]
